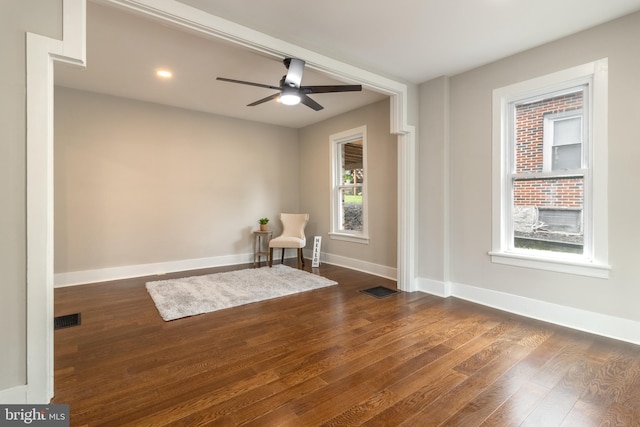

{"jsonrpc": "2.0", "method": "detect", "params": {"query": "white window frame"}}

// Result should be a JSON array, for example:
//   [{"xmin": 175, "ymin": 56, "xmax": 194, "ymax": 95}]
[
  {"xmin": 490, "ymin": 59, "xmax": 610, "ymax": 278},
  {"xmin": 329, "ymin": 125, "xmax": 369, "ymax": 244}
]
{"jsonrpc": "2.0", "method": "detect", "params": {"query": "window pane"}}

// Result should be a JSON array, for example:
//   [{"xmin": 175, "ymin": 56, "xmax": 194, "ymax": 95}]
[
  {"xmin": 511, "ymin": 86, "xmax": 585, "ymax": 255},
  {"xmin": 552, "ymin": 143, "xmax": 581, "ymax": 170},
  {"xmin": 512, "ymin": 176, "xmax": 584, "ymax": 254},
  {"xmin": 340, "ymin": 186, "xmax": 363, "ymax": 232},
  {"xmin": 552, "ymin": 116, "xmax": 582, "ymax": 170},
  {"xmin": 341, "ymin": 141, "xmax": 363, "ymax": 184},
  {"xmin": 514, "ymin": 89, "xmax": 584, "ymax": 175},
  {"xmin": 554, "ymin": 117, "xmax": 581, "ymax": 146},
  {"xmin": 340, "ymin": 141, "xmax": 364, "ymax": 232}
]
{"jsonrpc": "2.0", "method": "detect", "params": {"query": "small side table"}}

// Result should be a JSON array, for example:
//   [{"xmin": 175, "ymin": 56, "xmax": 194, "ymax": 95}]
[{"xmin": 253, "ymin": 230, "xmax": 273, "ymax": 267}]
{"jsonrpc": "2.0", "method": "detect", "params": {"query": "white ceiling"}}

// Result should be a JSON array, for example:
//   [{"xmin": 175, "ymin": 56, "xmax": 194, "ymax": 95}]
[
  {"xmin": 55, "ymin": 0, "xmax": 640, "ymax": 129},
  {"xmin": 179, "ymin": 0, "xmax": 640, "ymax": 83},
  {"xmin": 55, "ymin": 2, "xmax": 387, "ymax": 129}
]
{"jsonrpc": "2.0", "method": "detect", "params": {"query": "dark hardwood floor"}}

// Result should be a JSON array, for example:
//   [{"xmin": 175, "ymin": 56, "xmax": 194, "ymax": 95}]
[{"xmin": 53, "ymin": 261, "xmax": 640, "ymax": 426}]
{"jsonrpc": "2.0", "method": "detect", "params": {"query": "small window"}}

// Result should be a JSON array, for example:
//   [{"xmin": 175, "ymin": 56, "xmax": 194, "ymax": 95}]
[
  {"xmin": 543, "ymin": 109, "xmax": 583, "ymax": 172},
  {"xmin": 538, "ymin": 208, "xmax": 582, "ymax": 233},
  {"xmin": 330, "ymin": 126, "xmax": 369, "ymax": 243}
]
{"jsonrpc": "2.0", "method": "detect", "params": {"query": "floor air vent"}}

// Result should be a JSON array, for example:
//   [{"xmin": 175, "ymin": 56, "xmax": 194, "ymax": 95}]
[
  {"xmin": 54, "ymin": 313, "xmax": 81, "ymax": 330},
  {"xmin": 360, "ymin": 286, "xmax": 399, "ymax": 299}
]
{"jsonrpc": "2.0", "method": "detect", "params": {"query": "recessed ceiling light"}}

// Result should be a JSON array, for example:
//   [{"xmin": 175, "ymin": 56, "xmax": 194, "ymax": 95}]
[{"xmin": 156, "ymin": 69, "xmax": 172, "ymax": 79}]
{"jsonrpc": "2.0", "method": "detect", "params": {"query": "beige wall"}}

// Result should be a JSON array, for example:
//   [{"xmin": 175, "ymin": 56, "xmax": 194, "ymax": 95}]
[
  {"xmin": 419, "ymin": 11, "xmax": 640, "ymax": 322},
  {"xmin": 299, "ymin": 99, "xmax": 397, "ymax": 269},
  {"xmin": 418, "ymin": 76, "xmax": 449, "ymax": 282},
  {"xmin": 0, "ymin": 0, "xmax": 62, "ymax": 392},
  {"xmin": 54, "ymin": 90, "xmax": 398, "ymax": 277},
  {"xmin": 54, "ymin": 87, "xmax": 300, "ymax": 273}
]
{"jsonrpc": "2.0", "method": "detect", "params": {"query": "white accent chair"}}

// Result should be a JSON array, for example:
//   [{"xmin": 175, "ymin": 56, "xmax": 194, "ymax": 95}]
[{"xmin": 269, "ymin": 213, "xmax": 309, "ymax": 268}]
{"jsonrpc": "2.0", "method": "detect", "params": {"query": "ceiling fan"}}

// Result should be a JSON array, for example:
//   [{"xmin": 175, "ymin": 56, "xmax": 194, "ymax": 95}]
[{"xmin": 216, "ymin": 57, "xmax": 362, "ymax": 111}]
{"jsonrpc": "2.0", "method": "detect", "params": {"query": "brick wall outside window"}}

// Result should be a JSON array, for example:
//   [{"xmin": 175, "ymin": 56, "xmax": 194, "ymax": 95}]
[{"xmin": 513, "ymin": 178, "xmax": 583, "ymax": 208}]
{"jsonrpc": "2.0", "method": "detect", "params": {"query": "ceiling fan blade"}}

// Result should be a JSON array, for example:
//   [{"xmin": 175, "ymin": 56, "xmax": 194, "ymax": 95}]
[
  {"xmin": 247, "ymin": 92, "xmax": 281, "ymax": 107},
  {"xmin": 283, "ymin": 58, "xmax": 305, "ymax": 89},
  {"xmin": 302, "ymin": 84, "xmax": 363, "ymax": 94},
  {"xmin": 216, "ymin": 77, "xmax": 280, "ymax": 91},
  {"xmin": 300, "ymin": 94, "xmax": 323, "ymax": 111}
]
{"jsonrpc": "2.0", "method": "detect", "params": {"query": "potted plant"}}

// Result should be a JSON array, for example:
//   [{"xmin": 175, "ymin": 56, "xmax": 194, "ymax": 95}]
[{"xmin": 259, "ymin": 217, "xmax": 269, "ymax": 231}]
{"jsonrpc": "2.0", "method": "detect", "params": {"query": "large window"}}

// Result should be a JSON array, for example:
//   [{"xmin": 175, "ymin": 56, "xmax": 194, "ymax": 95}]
[
  {"xmin": 491, "ymin": 59, "xmax": 609, "ymax": 278},
  {"xmin": 330, "ymin": 126, "xmax": 369, "ymax": 243},
  {"xmin": 512, "ymin": 87, "xmax": 586, "ymax": 254}
]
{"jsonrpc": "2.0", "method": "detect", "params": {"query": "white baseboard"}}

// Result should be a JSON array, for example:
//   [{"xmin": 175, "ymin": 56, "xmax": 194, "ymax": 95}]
[
  {"xmin": 309, "ymin": 250, "xmax": 397, "ymax": 281},
  {"xmin": 54, "ymin": 251, "xmax": 395, "ymax": 287},
  {"xmin": 416, "ymin": 277, "xmax": 640, "ymax": 345},
  {"xmin": 416, "ymin": 277, "xmax": 451, "ymax": 297},
  {"xmin": 0, "ymin": 385, "xmax": 28, "ymax": 404},
  {"xmin": 54, "ymin": 253, "xmax": 255, "ymax": 287}
]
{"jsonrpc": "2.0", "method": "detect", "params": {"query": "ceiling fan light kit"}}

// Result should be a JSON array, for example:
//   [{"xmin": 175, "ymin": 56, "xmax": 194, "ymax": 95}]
[
  {"xmin": 217, "ymin": 57, "xmax": 362, "ymax": 111},
  {"xmin": 280, "ymin": 88, "xmax": 301, "ymax": 106}
]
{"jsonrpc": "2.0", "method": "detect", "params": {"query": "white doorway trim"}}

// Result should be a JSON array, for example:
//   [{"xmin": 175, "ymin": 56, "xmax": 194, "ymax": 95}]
[
  {"xmin": 26, "ymin": 0, "xmax": 416, "ymax": 402},
  {"xmin": 26, "ymin": 0, "xmax": 86, "ymax": 403}
]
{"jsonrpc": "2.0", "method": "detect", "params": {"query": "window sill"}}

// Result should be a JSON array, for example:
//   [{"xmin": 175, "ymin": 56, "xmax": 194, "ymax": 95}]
[
  {"xmin": 489, "ymin": 251, "xmax": 610, "ymax": 278},
  {"xmin": 328, "ymin": 232, "xmax": 370, "ymax": 245}
]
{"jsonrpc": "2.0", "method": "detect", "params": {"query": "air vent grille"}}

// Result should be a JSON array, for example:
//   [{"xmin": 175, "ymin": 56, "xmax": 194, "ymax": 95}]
[{"xmin": 54, "ymin": 313, "xmax": 81, "ymax": 330}]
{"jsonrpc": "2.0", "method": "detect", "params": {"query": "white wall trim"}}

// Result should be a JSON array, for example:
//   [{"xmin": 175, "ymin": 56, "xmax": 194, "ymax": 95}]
[
  {"xmin": 54, "ymin": 254, "xmax": 254, "ymax": 287},
  {"xmin": 443, "ymin": 77, "xmax": 451, "ymax": 287},
  {"xmin": 26, "ymin": 0, "xmax": 86, "ymax": 404},
  {"xmin": 55, "ymin": 250, "xmax": 395, "ymax": 288},
  {"xmin": 397, "ymin": 125, "xmax": 417, "ymax": 292},
  {"xmin": 415, "ymin": 277, "xmax": 451, "ymax": 298},
  {"xmin": 309, "ymin": 250, "xmax": 397, "ymax": 281},
  {"xmin": 417, "ymin": 277, "xmax": 640, "ymax": 345}
]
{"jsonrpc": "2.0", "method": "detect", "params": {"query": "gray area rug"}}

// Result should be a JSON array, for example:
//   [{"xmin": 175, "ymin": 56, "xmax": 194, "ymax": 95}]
[{"xmin": 146, "ymin": 265, "xmax": 338, "ymax": 321}]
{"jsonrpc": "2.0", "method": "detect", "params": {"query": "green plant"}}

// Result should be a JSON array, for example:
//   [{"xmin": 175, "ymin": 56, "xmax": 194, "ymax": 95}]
[{"xmin": 259, "ymin": 217, "xmax": 269, "ymax": 225}]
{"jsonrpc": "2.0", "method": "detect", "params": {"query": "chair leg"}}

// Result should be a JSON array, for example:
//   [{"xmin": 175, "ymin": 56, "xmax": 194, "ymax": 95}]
[
  {"xmin": 299, "ymin": 248, "xmax": 304, "ymax": 268},
  {"xmin": 269, "ymin": 247, "xmax": 273, "ymax": 267},
  {"xmin": 281, "ymin": 248, "xmax": 285, "ymax": 264}
]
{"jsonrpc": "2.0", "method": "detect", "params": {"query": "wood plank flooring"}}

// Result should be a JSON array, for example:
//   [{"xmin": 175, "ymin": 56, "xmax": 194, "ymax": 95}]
[{"xmin": 53, "ymin": 261, "xmax": 640, "ymax": 426}]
